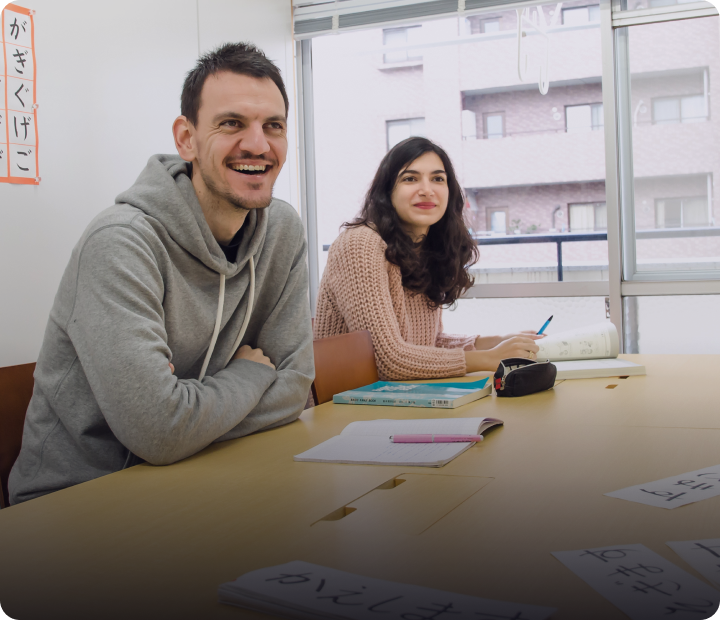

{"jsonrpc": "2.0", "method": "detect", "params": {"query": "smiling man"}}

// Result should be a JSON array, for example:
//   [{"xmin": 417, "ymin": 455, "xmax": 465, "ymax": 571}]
[{"xmin": 9, "ymin": 43, "xmax": 314, "ymax": 504}]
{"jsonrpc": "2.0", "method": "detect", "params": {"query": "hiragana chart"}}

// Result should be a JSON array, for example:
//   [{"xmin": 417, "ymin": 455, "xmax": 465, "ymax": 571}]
[{"xmin": 2, "ymin": 3, "xmax": 38, "ymax": 184}]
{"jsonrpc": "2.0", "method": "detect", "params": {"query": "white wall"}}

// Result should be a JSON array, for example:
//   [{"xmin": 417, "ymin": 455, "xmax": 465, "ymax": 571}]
[{"xmin": 0, "ymin": 0, "xmax": 298, "ymax": 367}]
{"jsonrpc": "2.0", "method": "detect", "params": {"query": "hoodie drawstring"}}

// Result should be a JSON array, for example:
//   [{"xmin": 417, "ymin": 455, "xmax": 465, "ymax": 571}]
[{"xmin": 198, "ymin": 256, "xmax": 255, "ymax": 381}]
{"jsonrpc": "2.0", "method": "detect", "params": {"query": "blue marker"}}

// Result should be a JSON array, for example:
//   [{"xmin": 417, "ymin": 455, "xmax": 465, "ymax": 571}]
[{"xmin": 537, "ymin": 315, "xmax": 553, "ymax": 335}]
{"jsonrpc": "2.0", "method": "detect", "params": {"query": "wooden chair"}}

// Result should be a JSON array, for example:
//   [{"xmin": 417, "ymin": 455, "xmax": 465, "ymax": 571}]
[
  {"xmin": 311, "ymin": 331, "xmax": 379, "ymax": 406},
  {"xmin": 0, "ymin": 363, "xmax": 35, "ymax": 508}
]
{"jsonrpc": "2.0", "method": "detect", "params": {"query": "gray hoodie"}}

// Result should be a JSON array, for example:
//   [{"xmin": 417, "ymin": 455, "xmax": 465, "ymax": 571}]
[{"xmin": 9, "ymin": 154, "xmax": 314, "ymax": 504}]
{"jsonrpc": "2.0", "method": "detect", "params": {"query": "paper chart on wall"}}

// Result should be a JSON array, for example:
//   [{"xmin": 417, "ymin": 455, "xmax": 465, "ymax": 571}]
[
  {"xmin": 536, "ymin": 321, "xmax": 619, "ymax": 362},
  {"xmin": 1, "ymin": 4, "xmax": 39, "ymax": 184}
]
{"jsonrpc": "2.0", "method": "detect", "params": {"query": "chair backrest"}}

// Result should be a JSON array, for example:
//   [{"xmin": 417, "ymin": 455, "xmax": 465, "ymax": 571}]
[
  {"xmin": 311, "ymin": 331, "xmax": 379, "ymax": 405},
  {"xmin": 0, "ymin": 362, "xmax": 35, "ymax": 508}
]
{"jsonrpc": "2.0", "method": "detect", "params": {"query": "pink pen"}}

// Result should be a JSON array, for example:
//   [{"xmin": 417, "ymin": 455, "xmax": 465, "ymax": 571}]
[{"xmin": 390, "ymin": 434, "xmax": 484, "ymax": 443}]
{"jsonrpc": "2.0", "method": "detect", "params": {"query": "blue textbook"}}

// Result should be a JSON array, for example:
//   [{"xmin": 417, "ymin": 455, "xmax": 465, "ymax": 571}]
[{"xmin": 332, "ymin": 378, "xmax": 491, "ymax": 409}]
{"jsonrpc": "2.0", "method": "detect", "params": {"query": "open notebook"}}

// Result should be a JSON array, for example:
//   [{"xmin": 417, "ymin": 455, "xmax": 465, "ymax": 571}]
[
  {"xmin": 536, "ymin": 322, "xmax": 645, "ymax": 379},
  {"xmin": 294, "ymin": 417, "xmax": 502, "ymax": 467}
]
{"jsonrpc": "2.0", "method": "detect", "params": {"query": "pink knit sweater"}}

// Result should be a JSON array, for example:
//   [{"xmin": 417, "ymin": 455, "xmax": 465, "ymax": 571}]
[{"xmin": 313, "ymin": 225, "xmax": 476, "ymax": 381}]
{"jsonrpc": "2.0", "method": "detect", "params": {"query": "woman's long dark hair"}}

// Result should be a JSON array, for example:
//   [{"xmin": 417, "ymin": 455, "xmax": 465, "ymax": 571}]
[{"xmin": 345, "ymin": 137, "xmax": 479, "ymax": 308}]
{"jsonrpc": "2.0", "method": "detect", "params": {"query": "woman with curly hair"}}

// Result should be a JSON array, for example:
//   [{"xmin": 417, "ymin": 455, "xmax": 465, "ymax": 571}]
[{"xmin": 313, "ymin": 137, "xmax": 541, "ymax": 381}]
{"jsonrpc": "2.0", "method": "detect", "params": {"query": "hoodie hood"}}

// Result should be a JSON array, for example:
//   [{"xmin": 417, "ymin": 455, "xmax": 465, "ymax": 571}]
[{"xmin": 114, "ymin": 154, "xmax": 268, "ymax": 277}]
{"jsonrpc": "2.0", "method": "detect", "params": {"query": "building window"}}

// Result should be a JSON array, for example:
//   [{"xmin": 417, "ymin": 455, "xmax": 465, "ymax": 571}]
[
  {"xmin": 652, "ymin": 95, "xmax": 707, "ymax": 125},
  {"xmin": 483, "ymin": 112, "xmax": 505, "ymax": 139},
  {"xmin": 466, "ymin": 16, "xmax": 502, "ymax": 34},
  {"xmin": 655, "ymin": 197, "xmax": 709, "ymax": 228},
  {"xmin": 569, "ymin": 202, "xmax": 607, "ymax": 232},
  {"xmin": 565, "ymin": 103, "xmax": 603, "ymax": 133},
  {"xmin": 562, "ymin": 4, "xmax": 600, "ymax": 25},
  {"xmin": 486, "ymin": 207, "xmax": 509, "ymax": 234},
  {"xmin": 383, "ymin": 26, "xmax": 422, "ymax": 64},
  {"xmin": 386, "ymin": 118, "xmax": 425, "ymax": 150}
]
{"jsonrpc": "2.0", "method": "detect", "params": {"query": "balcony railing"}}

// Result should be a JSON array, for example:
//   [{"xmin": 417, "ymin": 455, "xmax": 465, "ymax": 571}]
[
  {"xmin": 322, "ymin": 227, "xmax": 720, "ymax": 281},
  {"xmin": 472, "ymin": 227, "xmax": 720, "ymax": 280}
]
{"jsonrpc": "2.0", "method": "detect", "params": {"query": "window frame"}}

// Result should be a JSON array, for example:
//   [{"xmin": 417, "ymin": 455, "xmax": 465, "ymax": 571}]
[
  {"xmin": 565, "ymin": 102, "xmax": 605, "ymax": 132},
  {"xmin": 295, "ymin": 0, "xmax": 720, "ymax": 354},
  {"xmin": 486, "ymin": 207, "xmax": 510, "ymax": 234},
  {"xmin": 569, "ymin": 202, "xmax": 608, "ymax": 232},
  {"xmin": 386, "ymin": 117, "xmax": 426, "ymax": 151},
  {"xmin": 651, "ymin": 93, "xmax": 708, "ymax": 125},
  {"xmin": 482, "ymin": 111, "xmax": 505, "ymax": 139},
  {"xmin": 382, "ymin": 25, "xmax": 422, "ymax": 64}
]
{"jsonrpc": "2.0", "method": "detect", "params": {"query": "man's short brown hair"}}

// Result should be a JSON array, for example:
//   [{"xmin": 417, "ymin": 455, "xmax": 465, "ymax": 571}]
[{"xmin": 181, "ymin": 42, "xmax": 289, "ymax": 125}]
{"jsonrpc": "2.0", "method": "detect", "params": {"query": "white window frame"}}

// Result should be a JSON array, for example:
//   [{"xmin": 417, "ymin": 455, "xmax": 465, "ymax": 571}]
[
  {"xmin": 383, "ymin": 25, "xmax": 423, "ymax": 63},
  {"xmin": 386, "ymin": 117, "xmax": 426, "ymax": 150},
  {"xmin": 294, "ymin": 0, "xmax": 720, "ymax": 353}
]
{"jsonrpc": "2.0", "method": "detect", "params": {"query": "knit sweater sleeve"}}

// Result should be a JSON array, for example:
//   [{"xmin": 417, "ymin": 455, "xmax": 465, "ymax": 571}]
[
  {"xmin": 320, "ymin": 227, "xmax": 467, "ymax": 381},
  {"xmin": 435, "ymin": 312, "xmax": 477, "ymax": 350}
]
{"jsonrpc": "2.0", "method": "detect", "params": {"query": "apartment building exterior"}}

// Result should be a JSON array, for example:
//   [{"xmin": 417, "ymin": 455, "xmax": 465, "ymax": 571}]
[{"xmin": 311, "ymin": 2, "xmax": 720, "ymax": 282}]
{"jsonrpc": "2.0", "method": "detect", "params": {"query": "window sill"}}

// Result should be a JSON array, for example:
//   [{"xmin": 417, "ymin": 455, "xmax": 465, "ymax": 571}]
[{"xmin": 378, "ymin": 59, "xmax": 423, "ymax": 71}]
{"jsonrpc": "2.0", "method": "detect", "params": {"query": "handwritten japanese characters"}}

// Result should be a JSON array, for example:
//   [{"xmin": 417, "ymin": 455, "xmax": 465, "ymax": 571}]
[
  {"xmin": 605, "ymin": 464, "xmax": 720, "ymax": 509},
  {"xmin": 2, "ymin": 4, "xmax": 38, "ymax": 184},
  {"xmin": 219, "ymin": 561, "xmax": 556, "ymax": 620},
  {"xmin": 668, "ymin": 539, "xmax": 720, "ymax": 590},
  {"xmin": 552, "ymin": 544, "xmax": 720, "ymax": 620}
]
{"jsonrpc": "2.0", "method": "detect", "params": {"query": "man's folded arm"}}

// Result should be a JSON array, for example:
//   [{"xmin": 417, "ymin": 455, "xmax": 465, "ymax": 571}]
[
  {"xmin": 67, "ymin": 226, "xmax": 277, "ymax": 465},
  {"xmin": 216, "ymin": 228, "xmax": 315, "ymax": 441}
]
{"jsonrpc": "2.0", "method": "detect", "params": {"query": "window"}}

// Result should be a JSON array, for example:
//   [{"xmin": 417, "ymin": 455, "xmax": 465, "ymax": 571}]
[
  {"xmin": 386, "ymin": 118, "xmax": 425, "ymax": 150},
  {"xmin": 461, "ymin": 110, "xmax": 477, "ymax": 140},
  {"xmin": 487, "ymin": 207, "xmax": 509, "ymax": 234},
  {"xmin": 569, "ymin": 203, "xmax": 607, "ymax": 232},
  {"xmin": 301, "ymin": 2, "xmax": 720, "ymax": 356},
  {"xmin": 483, "ymin": 112, "xmax": 504, "ymax": 139},
  {"xmin": 565, "ymin": 104, "xmax": 603, "ymax": 132},
  {"xmin": 310, "ymin": 7, "xmax": 608, "ymax": 285},
  {"xmin": 466, "ymin": 16, "xmax": 502, "ymax": 34},
  {"xmin": 623, "ymin": 18, "xmax": 719, "ymax": 279},
  {"xmin": 562, "ymin": 5, "xmax": 600, "ymax": 25},
  {"xmin": 383, "ymin": 26, "xmax": 422, "ymax": 64},
  {"xmin": 652, "ymin": 95, "xmax": 707, "ymax": 125},
  {"xmin": 655, "ymin": 197, "xmax": 709, "ymax": 228}
]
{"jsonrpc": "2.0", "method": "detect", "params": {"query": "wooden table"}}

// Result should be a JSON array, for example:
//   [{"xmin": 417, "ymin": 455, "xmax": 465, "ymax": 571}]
[{"xmin": 1, "ymin": 355, "xmax": 719, "ymax": 620}]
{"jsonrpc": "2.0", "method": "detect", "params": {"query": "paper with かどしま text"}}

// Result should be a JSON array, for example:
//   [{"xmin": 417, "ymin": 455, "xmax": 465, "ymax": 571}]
[
  {"xmin": 552, "ymin": 544, "xmax": 720, "ymax": 620},
  {"xmin": 219, "ymin": 560, "xmax": 556, "ymax": 619},
  {"xmin": 2, "ymin": 4, "xmax": 39, "ymax": 184},
  {"xmin": 605, "ymin": 464, "xmax": 720, "ymax": 509}
]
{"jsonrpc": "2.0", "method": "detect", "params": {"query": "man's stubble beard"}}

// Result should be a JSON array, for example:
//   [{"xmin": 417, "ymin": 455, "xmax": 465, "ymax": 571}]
[{"xmin": 198, "ymin": 159, "xmax": 274, "ymax": 212}]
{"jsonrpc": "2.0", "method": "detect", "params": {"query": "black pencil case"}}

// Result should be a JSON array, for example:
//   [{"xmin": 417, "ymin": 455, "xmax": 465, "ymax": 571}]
[{"xmin": 493, "ymin": 358, "xmax": 557, "ymax": 397}]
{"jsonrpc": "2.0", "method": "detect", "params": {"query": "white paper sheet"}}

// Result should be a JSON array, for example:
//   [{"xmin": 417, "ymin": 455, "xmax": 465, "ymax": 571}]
[
  {"xmin": 536, "ymin": 321, "xmax": 619, "ymax": 362},
  {"xmin": 605, "ymin": 464, "xmax": 720, "ymax": 509},
  {"xmin": 340, "ymin": 418, "xmax": 492, "ymax": 437},
  {"xmin": 293, "ymin": 436, "xmax": 471, "ymax": 466},
  {"xmin": 552, "ymin": 544, "xmax": 720, "ymax": 620},
  {"xmin": 667, "ymin": 539, "xmax": 720, "ymax": 589},
  {"xmin": 219, "ymin": 560, "xmax": 556, "ymax": 620},
  {"xmin": 552, "ymin": 358, "xmax": 645, "ymax": 379}
]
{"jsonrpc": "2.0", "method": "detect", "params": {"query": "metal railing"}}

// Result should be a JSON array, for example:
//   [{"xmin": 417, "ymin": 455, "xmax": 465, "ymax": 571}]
[
  {"xmin": 473, "ymin": 231, "xmax": 607, "ymax": 281},
  {"xmin": 322, "ymin": 227, "xmax": 720, "ymax": 282}
]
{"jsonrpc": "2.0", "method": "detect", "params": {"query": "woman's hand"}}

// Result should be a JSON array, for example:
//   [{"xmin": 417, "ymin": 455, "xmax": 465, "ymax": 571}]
[
  {"xmin": 465, "ymin": 336, "xmax": 540, "ymax": 373},
  {"xmin": 474, "ymin": 331, "xmax": 544, "ymax": 351}
]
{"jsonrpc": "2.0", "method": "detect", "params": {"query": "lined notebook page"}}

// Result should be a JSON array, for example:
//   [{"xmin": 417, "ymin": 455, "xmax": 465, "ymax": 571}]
[
  {"xmin": 293, "ymin": 436, "xmax": 471, "ymax": 466},
  {"xmin": 339, "ymin": 417, "xmax": 491, "ymax": 437}
]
